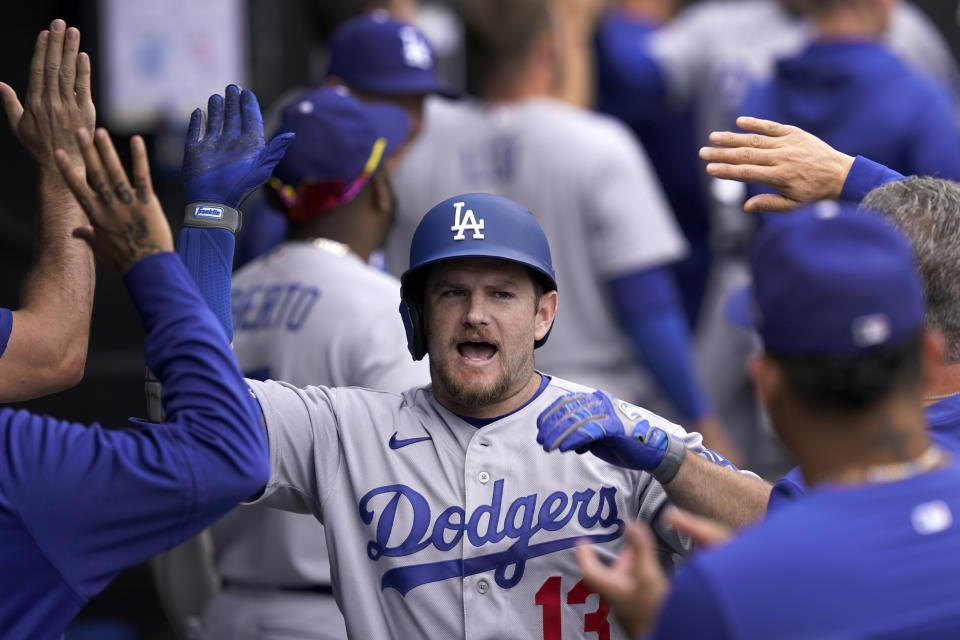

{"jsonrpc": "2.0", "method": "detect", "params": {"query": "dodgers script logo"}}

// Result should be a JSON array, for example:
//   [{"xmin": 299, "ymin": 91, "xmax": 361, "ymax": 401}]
[
  {"xmin": 358, "ymin": 479, "xmax": 623, "ymax": 595},
  {"xmin": 451, "ymin": 201, "xmax": 485, "ymax": 240}
]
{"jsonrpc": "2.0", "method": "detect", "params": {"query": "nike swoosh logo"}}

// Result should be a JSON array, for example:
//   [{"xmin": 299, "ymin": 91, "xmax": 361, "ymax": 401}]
[{"xmin": 389, "ymin": 433, "xmax": 433, "ymax": 449}]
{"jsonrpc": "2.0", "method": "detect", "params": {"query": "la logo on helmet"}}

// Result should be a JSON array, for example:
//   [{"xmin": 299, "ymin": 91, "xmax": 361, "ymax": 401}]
[{"xmin": 451, "ymin": 201, "xmax": 485, "ymax": 240}]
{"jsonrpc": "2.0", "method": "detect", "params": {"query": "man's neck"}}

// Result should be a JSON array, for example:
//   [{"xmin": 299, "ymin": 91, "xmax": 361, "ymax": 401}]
[
  {"xmin": 786, "ymin": 397, "xmax": 933, "ymax": 487},
  {"xmin": 480, "ymin": 66, "xmax": 554, "ymax": 103},
  {"xmin": 922, "ymin": 361, "xmax": 960, "ymax": 406},
  {"xmin": 815, "ymin": 9, "xmax": 886, "ymax": 41}
]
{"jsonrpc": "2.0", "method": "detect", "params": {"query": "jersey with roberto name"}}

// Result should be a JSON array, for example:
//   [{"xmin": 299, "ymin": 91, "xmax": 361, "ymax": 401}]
[
  {"xmin": 246, "ymin": 374, "xmax": 732, "ymax": 640},
  {"xmin": 385, "ymin": 97, "xmax": 687, "ymax": 404},
  {"xmin": 212, "ymin": 240, "xmax": 429, "ymax": 589}
]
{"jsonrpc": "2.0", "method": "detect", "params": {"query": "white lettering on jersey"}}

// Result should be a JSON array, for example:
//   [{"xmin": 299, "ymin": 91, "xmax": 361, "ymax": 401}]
[
  {"xmin": 451, "ymin": 201, "xmax": 485, "ymax": 240},
  {"xmin": 400, "ymin": 26, "xmax": 432, "ymax": 70}
]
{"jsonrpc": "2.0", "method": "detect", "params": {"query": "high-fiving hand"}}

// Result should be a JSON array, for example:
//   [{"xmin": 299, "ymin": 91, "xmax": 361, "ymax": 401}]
[
  {"xmin": 0, "ymin": 18, "xmax": 95, "ymax": 171},
  {"xmin": 181, "ymin": 84, "xmax": 294, "ymax": 208},
  {"xmin": 54, "ymin": 128, "xmax": 173, "ymax": 273}
]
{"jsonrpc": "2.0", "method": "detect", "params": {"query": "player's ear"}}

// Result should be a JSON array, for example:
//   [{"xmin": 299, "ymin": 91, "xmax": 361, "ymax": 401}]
[
  {"xmin": 369, "ymin": 169, "xmax": 392, "ymax": 217},
  {"xmin": 748, "ymin": 352, "xmax": 778, "ymax": 408},
  {"xmin": 920, "ymin": 329, "xmax": 947, "ymax": 390},
  {"xmin": 534, "ymin": 290, "xmax": 558, "ymax": 341}
]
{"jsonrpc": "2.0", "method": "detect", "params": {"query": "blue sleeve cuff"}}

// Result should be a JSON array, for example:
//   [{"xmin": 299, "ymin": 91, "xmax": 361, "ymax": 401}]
[
  {"xmin": 839, "ymin": 156, "xmax": 905, "ymax": 202},
  {"xmin": 610, "ymin": 268, "xmax": 712, "ymax": 420},
  {"xmin": 0, "ymin": 307, "xmax": 12, "ymax": 359},
  {"xmin": 767, "ymin": 467, "xmax": 808, "ymax": 516}
]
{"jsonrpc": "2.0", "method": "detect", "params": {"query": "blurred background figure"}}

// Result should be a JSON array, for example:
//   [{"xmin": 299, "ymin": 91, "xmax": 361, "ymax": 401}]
[
  {"xmin": 594, "ymin": 0, "xmax": 711, "ymax": 328},
  {"xmin": 236, "ymin": 9, "xmax": 457, "ymax": 268},
  {"xmin": 740, "ymin": 0, "xmax": 960, "ymax": 205}
]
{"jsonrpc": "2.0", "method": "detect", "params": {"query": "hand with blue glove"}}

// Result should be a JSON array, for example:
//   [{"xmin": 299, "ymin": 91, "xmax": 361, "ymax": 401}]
[
  {"xmin": 537, "ymin": 390, "xmax": 687, "ymax": 484},
  {"xmin": 176, "ymin": 85, "xmax": 292, "ymax": 340},
  {"xmin": 181, "ymin": 84, "xmax": 294, "ymax": 225}
]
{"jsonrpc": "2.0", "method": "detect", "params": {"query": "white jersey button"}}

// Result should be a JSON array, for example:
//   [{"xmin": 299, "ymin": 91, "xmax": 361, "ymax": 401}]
[
  {"xmin": 479, "ymin": 437, "xmax": 490, "ymax": 447},
  {"xmin": 476, "ymin": 579, "xmax": 490, "ymax": 595},
  {"xmin": 478, "ymin": 471, "xmax": 490, "ymax": 484}
]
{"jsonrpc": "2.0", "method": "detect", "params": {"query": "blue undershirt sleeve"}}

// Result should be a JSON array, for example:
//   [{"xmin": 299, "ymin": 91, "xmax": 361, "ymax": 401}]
[
  {"xmin": 177, "ymin": 226, "xmax": 236, "ymax": 341},
  {"xmin": 651, "ymin": 562, "xmax": 733, "ymax": 640},
  {"xmin": 0, "ymin": 307, "xmax": 12, "ymax": 358},
  {"xmin": 839, "ymin": 156, "xmax": 904, "ymax": 203},
  {"xmin": 609, "ymin": 267, "xmax": 711, "ymax": 421},
  {"xmin": 0, "ymin": 253, "xmax": 268, "ymax": 598}
]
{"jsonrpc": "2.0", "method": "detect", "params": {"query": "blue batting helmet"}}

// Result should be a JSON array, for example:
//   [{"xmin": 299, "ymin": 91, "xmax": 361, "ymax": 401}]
[{"xmin": 399, "ymin": 193, "xmax": 557, "ymax": 360}]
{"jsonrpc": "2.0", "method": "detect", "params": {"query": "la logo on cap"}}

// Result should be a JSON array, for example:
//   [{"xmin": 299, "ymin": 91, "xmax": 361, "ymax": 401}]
[
  {"xmin": 451, "ymin": 201, "xmax": 485, "ymax": 240},
  {"xmin": 400, "ymin": 26, "xmax": 432, "ymax": 70}
]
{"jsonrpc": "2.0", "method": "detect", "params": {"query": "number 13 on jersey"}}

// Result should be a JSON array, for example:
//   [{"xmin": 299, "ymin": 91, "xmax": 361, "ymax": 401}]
[{"xmin": 535, "ymin": 576, "xmax": 611, "ymax": 639}]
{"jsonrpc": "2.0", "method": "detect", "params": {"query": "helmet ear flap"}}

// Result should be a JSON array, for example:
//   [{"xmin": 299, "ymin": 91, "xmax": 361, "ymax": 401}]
[{"xmin": 399, "ymin": 292, "xmax": 427, "ymax": 361}]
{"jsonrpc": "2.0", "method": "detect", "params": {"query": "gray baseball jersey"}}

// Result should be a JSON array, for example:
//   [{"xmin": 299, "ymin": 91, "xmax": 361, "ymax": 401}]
[
  {"xmin": 245, "ymin": 374, "xmax": 731, "ymax": 639},
  {"xmin": 202, "ymin": 239, "xmax": 429, "ymax": 639},
  {"xmin": 384, "ymin": 97, "xmax": 687, "ymax": 406}
]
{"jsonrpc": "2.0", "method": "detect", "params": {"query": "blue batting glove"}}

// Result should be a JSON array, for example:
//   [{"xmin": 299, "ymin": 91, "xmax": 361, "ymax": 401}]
[
  {"xmin": 537, "ymin": 390, "xmax": 687, "ymax": 483},
  {"xmin": 181, "ymin": 84, "xmax": 294, "ymax": 208}
]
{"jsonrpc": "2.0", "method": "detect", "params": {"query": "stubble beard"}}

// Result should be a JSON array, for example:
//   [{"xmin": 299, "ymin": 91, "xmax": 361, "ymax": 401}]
[{"xmin": 430, "ymin": 342, "xmax": 535, "ymax": 412}]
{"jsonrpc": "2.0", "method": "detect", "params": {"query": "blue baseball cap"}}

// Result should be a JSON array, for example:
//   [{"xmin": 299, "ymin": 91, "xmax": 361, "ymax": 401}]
[
  {"xmin": 327, "ymin": 11, "xmax": 457, "ymax": 98},
  {"xmin": 267, "ymin": 87, "xmax": 410, "ymax": 222},
  {"xmin": 727, "ymin": 202, "xmax": 925, "ymax": 356}
]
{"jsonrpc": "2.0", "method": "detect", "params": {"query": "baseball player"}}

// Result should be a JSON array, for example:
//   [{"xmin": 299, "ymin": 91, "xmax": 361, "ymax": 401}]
[
  {"xmin": 0, "ymin": 88, "xmax": 269, "ymax": 638},
  {"xmin": 0, "ymin": 18, "xmax": 95, "ymax": 401},
  {"xmin": 382, "ymin": 0, "xmax": 742, "ymax": 462},
  {"xmin": 177, "ymin": 189, "xmax": 770, "ymax": 639},
  {"xmin": 238, "ymin": 11, "xmax": 454, "ymax": 267},
  {"xmin": 187, "ymin": 89, "xmax": 429, "ymax": 640},
  {"xmin": 576, "ymin": 204, "xmax": 960, "ymax": 639}
]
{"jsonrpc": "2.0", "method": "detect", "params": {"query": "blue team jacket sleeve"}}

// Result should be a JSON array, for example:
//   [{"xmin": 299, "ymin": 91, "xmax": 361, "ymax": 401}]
[
  {"xmin": 839, "ymin": 155, "xmax": 904, "ymax": 202},
  {"xmin": 0, "ymin": 252, "xmax": 268, "ymax": 598},
  {"xmin": 609, "ymin": 267, "xmax": 712, "ymax": 421},
  {"xmin": 651, "ymin": 562, "xmax": 733, "ymax": 639},
  {"xmin": 0, "ymin": 306, "xmax": 11, "ymax": 358}
]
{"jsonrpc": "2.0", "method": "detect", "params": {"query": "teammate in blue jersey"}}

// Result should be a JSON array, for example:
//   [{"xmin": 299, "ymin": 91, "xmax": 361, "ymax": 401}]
[
  {"xmin": 738, "ymin": 0, "xmax": 960, "ymax": 211},
  {"xmin": 0, "ymin": 19, "xmax": 96, "ymax": 401},
  {"xmin": 0, "ymin": 98, "xmax": 269, "ymax": 638},
  {"xmin": 574, "ymin": 204, "xmax": 960, "ymax": 639},
  {"xmin": 768, "ymin": 176, "xmax": 960, "ymax": 511}
]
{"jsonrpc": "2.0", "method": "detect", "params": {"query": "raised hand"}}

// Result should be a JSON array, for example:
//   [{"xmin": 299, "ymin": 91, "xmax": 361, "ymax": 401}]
[
  {"xmin": 699, "ymin": 116, "xmax": 855, "ymax": 213},
  {"xmin": 55, "ymin": 128, "xmax": 173, "ymax": 273},
  {"xmin": 181, "ymin": 84, "xmax": 294, "ymax": 208},
  {"xmin": 536, "ymin": 390, "xmax": 687, "ymax": 482},
  {"xmin": 575, "ymin": 520, "xmax": 668, "ymax": 638},
  {"xmin": 0, "ymin": 19, "xmax": 95, "ymax": 170}
]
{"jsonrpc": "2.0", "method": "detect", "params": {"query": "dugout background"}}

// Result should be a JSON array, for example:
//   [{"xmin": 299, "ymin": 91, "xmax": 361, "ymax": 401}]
[{"xmin": 0, "ymin": 1, "xmax": 955, "ymax": 637}]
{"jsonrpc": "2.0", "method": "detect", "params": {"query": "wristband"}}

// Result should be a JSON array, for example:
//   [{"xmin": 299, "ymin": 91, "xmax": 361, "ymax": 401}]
[
  {"xmin": 650, "ymin": 433, "xmax": 686, "ymax": 485},
  {"xmin": 184, "ymin": 202, "xmax": 241, "ymax": 233}
]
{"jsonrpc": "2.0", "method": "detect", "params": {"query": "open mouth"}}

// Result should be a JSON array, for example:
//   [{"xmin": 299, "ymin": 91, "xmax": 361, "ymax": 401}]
[{"xmin": 457, "ymin": 339, "xmax": 498, "ymax": 363}]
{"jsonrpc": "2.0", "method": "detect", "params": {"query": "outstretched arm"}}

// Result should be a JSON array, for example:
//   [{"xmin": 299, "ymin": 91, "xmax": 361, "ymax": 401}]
[
  {"xmin": 0, "ymin": 19, "xmax": 96, "ymax": 401},
  {"xmin": 538, "ymin": 391, "xmax": 770, "ymax": 528},
  {"xmin": 698, "ymin": 116, "xmax": 857, "ymax": 213}
]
